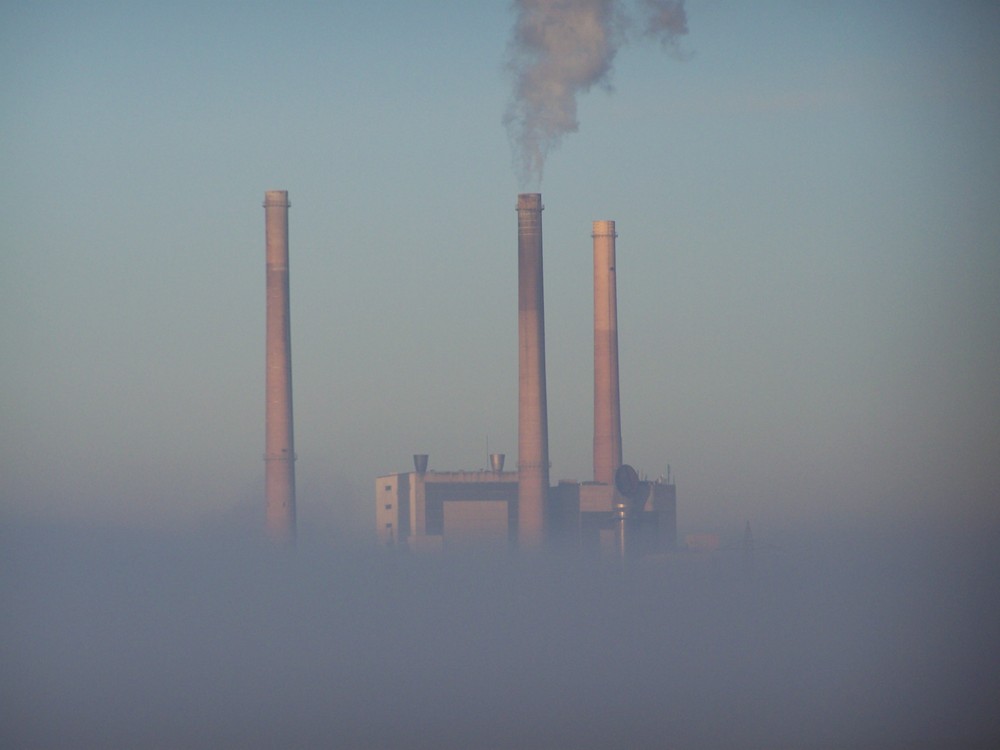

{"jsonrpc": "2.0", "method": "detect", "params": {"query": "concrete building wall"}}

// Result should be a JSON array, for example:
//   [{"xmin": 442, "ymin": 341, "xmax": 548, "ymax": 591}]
[
  {"xmin": 375, "ymin": 473, "xmax": 409, "ymax": 547},
  {"xmin": 410, "ymin": 471, "xmax": 426, "ymax": 544},
  {"xmin": 579, "ymin": 482, "xmax": 615, "ymax": 513},
  {"xmin": 650, "ymin": 481, "xmax": 677, "ymax": 549},
  {"xmin": 549, "ymin": 481, "xmax": 582, "ymax": 551},
  {"xmin": 375, "ymin": 476, "xmax": 395, "ymax": 546},
  {"xmin": 376, "ymin": 470, "xmax": 518, "ymax": 550},
  {"xmin": 444, "ymin": 501, "xmax": 509, "ymax": 551}
]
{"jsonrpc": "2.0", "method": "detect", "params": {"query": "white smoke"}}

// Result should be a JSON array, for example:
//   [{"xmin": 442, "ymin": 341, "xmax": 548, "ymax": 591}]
[
  {"xmin": 641, "ymin": 0, "xmax": 688, "ymax": 46},
  {"xmin": 504, "ymin": 0, "xmax": 688, "ymax": 187}
]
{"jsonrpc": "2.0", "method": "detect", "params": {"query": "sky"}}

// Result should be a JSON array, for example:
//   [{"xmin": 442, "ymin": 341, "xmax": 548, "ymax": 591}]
[
  {"xmin": 2, "ymin": 0, "xmax": 999, "ymax": 543},
  {"xmin": 3, "ymin": 3, "xmax": 1000, "ymax": 747}
]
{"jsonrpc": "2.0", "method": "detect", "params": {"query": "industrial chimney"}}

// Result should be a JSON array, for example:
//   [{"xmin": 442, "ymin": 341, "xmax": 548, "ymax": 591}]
[
  {"xmin": 517, "ymin": 193, "xmax": 549, "ymax": 548},
  {"xmin": 264, "ymin": 190, "xmax": 296, "ymax": 545},
  {"xmin": 592, "ymin": 220, "xmax": 622, "ymax": 485}
]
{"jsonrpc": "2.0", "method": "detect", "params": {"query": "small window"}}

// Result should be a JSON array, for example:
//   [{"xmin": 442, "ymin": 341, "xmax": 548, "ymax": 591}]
[
  {"xmin": 384, "ymin": 504, "xmax": 392, "ymax": 511},
  {"xmin": 385, "ymin": 522, "xmax": 392, "ymax": 529},
  {"xmin": 384, "ymin": 485, "xmax": 392, "ymax": 491}
]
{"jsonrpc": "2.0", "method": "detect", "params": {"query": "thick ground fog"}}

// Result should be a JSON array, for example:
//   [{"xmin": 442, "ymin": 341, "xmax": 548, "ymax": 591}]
[{"xmin": 2, "ymin": 520, "xmax": 998, "ymax": 749}]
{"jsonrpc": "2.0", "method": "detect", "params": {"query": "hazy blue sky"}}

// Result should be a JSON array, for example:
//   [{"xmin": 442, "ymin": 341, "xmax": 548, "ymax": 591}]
[
  {"xmin": 3, "ymin": 5, "xmax": 999, "ymax": 747},
  {"xmin": 2, "ymin": 1, "xmax": 998, "ymax": 541}
]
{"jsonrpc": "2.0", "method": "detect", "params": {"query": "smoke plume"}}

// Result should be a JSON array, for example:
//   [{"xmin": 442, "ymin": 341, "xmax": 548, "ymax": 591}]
[
  {"xmin": 641, "ymin": 0, "xmax": 688, "ymax": 44},
  {"xmin": 504, "ymin": 0, "xmax": 688, "ymax": 186}
]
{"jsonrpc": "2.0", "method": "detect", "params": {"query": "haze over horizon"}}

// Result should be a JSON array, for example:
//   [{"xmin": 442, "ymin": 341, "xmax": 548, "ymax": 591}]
[
  {"xmin": 2, "ymin": 3, "xmax": 999, "ymax": 747},
  {"xmin": 3, "ymin": 1, "xmax": 998, "ymax": 544}
]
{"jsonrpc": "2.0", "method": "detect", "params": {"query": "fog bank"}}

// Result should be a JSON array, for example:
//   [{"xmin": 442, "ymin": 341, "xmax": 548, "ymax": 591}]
[{"xmin": 2, "ymin": 519, "xmax": 998, "ymax": 749}]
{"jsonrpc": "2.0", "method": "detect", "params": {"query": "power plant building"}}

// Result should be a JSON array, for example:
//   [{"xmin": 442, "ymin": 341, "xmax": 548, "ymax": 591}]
[
  {"xmin": 375, "ymin": 195, "xmax": 676, "ymax": 557},
  {"xmin": 375, "ymin": 461, "xmax": 676, "ymax": 556}
]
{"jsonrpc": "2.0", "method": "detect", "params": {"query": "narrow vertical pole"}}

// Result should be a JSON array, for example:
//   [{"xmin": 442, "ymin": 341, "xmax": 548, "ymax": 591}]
[
  {"xmin": 517, "ymin": 193, "xmax": 548, "ymax": 549},
  {"xmin": 593, "ymin": 220, "xmax": 622, "ymax": 485},
  {"xmin": 264, "ymin": 190, "xmax": 296, "ymax": 545}
]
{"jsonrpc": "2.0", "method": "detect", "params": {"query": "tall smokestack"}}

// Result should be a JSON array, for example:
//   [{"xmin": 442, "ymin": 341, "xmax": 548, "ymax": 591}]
[
  {"xmin": 593, "ymin": 220, "xmax": 622, "ymax": 485},
  {"xmin": 264, "ymin": 190, "xmax": 296, "ymax": 544},
  {"xmin": 517, "ymin": 193, "xmax": 549, "ymax": 548}
]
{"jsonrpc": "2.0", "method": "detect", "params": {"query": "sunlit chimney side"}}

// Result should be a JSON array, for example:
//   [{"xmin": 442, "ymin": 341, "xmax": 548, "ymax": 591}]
[
  {"xmin": 264, "ymin": 190, "xmax": 296, "ymax": 545},
  {"xmin": 592, "ymin": 220, "xmax": 622, "ymax": 485},
  {"xmin": 516, "ymin": 193, "xmax": 549, "ymax": 548}
]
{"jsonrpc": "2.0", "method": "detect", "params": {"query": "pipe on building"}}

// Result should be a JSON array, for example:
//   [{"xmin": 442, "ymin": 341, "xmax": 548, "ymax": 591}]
[
  {"xmin": 264, "ymin": 190, "xmax": 296, "ymax": 544},
  {"xmin": 517, "ymin": 193, "xmax": 549, "ymax": 548},
  {"xmin": 592, "ymin": 220, "xmax": 622, "ymax": 485},
  {"xmin": 413, "ymin": 454, "xmax": 429, "ymax": 474}
]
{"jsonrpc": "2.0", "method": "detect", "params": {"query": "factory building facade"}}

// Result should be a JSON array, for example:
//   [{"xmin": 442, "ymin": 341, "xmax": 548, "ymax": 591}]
[
  {"xmin": 376, "ymin": 459, "xmax": 518, "ymax": 553},
  {"xmin": 375, "ymin": 458, "xmax": 676, "ymax": 557}
]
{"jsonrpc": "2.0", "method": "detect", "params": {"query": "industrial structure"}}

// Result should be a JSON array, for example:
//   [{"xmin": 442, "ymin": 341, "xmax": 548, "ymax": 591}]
[
  {"xmin": 517, "ymin": 193, "xmax": 549, "ymax": 549},
  {"xmin": 263, "ymin": 190, "xmax": 296, "ymax": 544},
  {"xmin": 592, "ymin": 220, "xmax": 622, "ymax": 486},
  {"xmin": 376, "ymin": 455, "xmax": 517, "ymax": 554},
  {"xmin": 375, "ymin": 194, "xmax": 676, "ymax": 557}
]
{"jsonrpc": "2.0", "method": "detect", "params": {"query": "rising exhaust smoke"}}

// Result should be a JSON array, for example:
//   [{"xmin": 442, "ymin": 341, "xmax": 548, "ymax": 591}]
[
  {"xmin": 504, "ymin": 0, "xmax": 688, "ymax": 187},
  {"xmin": 641, "ymin": 0, "xmax": 688, "ymax": 45}
]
